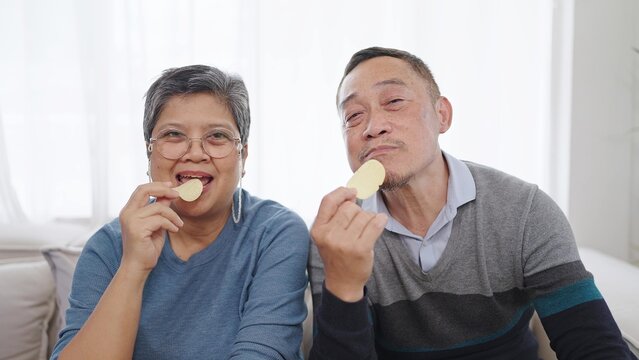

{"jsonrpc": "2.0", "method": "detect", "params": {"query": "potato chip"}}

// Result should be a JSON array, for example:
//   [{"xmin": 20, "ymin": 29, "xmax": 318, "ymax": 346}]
[
  {"xmin": 174, "ymin": 179, "xmax": 203, "ymax": 202},
  {"xmin": 346, "ymin": 159, "xmax": 386, "ymax": 200}
]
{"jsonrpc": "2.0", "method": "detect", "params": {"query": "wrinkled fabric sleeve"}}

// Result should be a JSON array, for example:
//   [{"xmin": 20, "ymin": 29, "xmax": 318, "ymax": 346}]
[
  {"xmin": 228, "ymin": 210, "xmax": 310, "ymax": 360},
  {"xmin": 522, "ymin": 188, "xmax": 636, "ymax": 359},
  {"xmin": 49, "ymin": 225, "xmax": 121, "ymax": 360},
  {"xmin": 307, "ymin": 242, "xmax": 377, "ymax": 360}
]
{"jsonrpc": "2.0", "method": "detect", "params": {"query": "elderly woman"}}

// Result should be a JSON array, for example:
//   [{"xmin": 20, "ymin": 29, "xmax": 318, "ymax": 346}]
[{"xmin": 50, "ymin": 65, "xmax": 310, "ymax": 359}]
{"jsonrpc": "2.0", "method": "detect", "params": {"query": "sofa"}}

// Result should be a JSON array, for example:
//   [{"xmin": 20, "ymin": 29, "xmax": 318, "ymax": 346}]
[
  {"xmin": 0, "ymin": 222, "xmax": 91, "ymax": 360},
  {"xmin": 1, "ymin": 222, "xmax": 637, "ymax": 360}
]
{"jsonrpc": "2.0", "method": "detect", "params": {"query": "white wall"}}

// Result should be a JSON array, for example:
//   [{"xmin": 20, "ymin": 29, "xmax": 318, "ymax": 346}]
[
  {"xmin": 633, "ymin": 0, "xmax": 639, "ymax": 263},
  {"xmin": 568, "ymin": 0, "xmax": 638, "ymax": 262}
]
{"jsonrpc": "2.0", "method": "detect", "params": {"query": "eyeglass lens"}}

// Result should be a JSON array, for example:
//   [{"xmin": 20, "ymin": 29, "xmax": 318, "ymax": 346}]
[{"xmin": 153, "ymin": 130, "xmax": 238, "ymax": 159}]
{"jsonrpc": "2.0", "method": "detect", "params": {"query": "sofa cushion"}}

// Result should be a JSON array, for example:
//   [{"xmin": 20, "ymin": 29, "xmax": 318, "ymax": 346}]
[
  {"xmin": 41, "ymin": 246, "xmax": 83, "ymax": 339},
  {"xmin": 302, "ymin": 284, "xmax": 313, "ymax": 359},
  {"xmin": 579, "ymin": 247, "xmax": 639, "ymax": 356},
  {"xmin": 0, "ymin": 257, "xmax": 56, "ymax": 360}
]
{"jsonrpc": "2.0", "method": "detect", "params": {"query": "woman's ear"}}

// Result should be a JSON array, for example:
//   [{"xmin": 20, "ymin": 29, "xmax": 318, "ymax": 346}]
[
  {"xmin": 241, "ymin": 144, "xmax": 248, "ymax": 177},
  {"xmin": 241, "ymin": 144, "xmax": 248, "ymax": 162},
  {"xmin": 145, "ymin": 142, "xmax": 153, "ymax": 181}
]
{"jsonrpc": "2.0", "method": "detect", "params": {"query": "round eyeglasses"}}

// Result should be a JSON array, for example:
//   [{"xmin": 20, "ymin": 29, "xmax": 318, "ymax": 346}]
[{"xmin": 148, "ymin": 128, "xmax": 241, "ymax": 160}]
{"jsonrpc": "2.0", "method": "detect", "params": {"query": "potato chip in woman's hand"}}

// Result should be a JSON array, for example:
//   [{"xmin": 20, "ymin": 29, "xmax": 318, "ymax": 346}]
[
  {"xmin": 174, "ymin": 179, "xmax": 203, "ymax": 202},
  {"xmin": 347, "ymin": 159, "xmax": 386, "ymax": 200}
]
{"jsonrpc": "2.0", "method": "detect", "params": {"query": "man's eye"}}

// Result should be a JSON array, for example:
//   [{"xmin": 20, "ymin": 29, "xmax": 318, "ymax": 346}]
[
  {"xmin": 388, "ymin": 98, "xmax": 403, "ymax": 105},
  {"xmin": 346, "ymin": 112, "xmax": 362, "ymax": 123}
]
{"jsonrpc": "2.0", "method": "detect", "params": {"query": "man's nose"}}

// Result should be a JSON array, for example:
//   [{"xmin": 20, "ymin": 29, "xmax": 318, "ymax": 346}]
[{"xmin": 363, "ymin": 113, "xmax": 391, "ymax": 138}]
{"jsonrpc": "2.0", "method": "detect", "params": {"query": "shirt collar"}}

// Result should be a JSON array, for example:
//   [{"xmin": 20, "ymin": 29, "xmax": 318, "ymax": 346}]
[{"xmin": 443, "ymin": 151, "xmax": 476, "ymax": 208}]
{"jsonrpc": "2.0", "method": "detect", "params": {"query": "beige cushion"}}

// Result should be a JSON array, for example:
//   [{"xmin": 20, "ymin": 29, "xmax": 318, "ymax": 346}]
[
  {"xmin": 0, "ymin": 257, "xmax": 56, "ymax": 360},
  {"xmin": 302, "ymin": 284, "xmax": 313, "ymax": 359},
  {"xmin": 41, "ymin": 246, "xmax": 83, "ymax": 341},
  {"xmin": 530, "ymin": 311, "xmax": 556, "ymax": 360}
]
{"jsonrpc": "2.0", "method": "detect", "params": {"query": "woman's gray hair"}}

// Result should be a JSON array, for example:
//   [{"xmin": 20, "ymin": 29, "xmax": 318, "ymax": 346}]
[{"xmin": 143, "ymin": 64, "xmax": 250, "ymax": 155}]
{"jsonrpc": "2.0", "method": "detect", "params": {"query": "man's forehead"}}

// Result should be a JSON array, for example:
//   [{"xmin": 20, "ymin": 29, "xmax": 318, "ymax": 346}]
[
  {"xmin": 339, "ymin": 57, "xmax": 426, "ymax": 111},
  {"xmin": 338, "ymin": 77, "xmax": 410, "ymax": 110}
]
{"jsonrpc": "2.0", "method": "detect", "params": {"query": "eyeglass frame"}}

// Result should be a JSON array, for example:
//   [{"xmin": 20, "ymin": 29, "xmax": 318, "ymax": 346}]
[{"xmin": 147, "ymin": 128, "xmax": 242, "ymax": 160}]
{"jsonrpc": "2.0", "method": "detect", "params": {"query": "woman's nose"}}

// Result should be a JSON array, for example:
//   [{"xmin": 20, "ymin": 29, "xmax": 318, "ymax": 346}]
[{"xmin": 183, "ymin": 138, "xmax": 210, "ymax": 160}]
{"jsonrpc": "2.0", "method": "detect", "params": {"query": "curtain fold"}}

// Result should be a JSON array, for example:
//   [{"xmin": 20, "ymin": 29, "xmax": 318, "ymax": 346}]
[
  {"xmin": 72, "ymin": 0, "xmax": 111, "ymax": 225},
  {"xmin": 0, "ymin": 110, "xmax": 27, "ymax": 223}
]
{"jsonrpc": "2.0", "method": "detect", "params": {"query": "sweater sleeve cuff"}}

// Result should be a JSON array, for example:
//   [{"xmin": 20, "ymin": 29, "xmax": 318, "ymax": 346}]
[{"xmin": 318, "ymin": 282, "xmax": 370, "ymax": 332}]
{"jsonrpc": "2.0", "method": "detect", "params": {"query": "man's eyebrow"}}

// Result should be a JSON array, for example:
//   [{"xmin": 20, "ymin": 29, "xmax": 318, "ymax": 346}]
[
  {"xmin": 338, "ymin": 78, "xmax": 408, "ymax": 110},
  {"xmin": 338, "ymin": 93, "xmax": 356, "ymax": 111},
  {"xmin": 375, "ymin": 78, "xmax": 408, "ymax": 88}
]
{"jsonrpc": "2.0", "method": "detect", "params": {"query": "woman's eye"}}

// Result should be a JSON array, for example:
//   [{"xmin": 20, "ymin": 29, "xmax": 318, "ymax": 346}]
[
  {"xmin": 159, "ymin": 130, "xmax": 185, "ymax": 139},
  {"xmin": 206, "ymin": 131, "xmax": 232, "ymax": 143}
]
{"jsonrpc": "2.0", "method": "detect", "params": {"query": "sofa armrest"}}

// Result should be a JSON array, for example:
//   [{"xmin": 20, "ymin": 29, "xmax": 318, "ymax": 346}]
[{"xmin": 579, "ymin": 247, "xmax": 639, "ymax": 355}]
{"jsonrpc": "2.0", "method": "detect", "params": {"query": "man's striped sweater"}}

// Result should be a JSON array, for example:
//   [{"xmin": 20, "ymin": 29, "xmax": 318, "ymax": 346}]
[{"xmin": 308, "ymin": 161, "xmax": 635, "ymax": 359}]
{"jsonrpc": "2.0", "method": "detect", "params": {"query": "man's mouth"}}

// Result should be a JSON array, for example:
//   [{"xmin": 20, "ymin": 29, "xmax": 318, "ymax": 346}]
[
  {"xmin": 360, "ymin": 140, "xmax": 406, "ymax": 162},
  {"xmin": 363, "ymin": 146, "xmax": 396, "ymax": 161},
  {"xmin": 176, "ymin": 174, "xmax": 213, "ymax": 186}
]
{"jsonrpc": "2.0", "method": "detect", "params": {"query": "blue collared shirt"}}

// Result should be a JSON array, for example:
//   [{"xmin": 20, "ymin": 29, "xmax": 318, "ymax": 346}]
[{"xmin": 361, "ymin": 151, "xmax": 476, "ymax": 272}]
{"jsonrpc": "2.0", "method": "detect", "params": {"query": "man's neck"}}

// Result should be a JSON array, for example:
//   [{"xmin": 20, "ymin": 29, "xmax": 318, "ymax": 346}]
[{"xmin": 381, "ymin": 154, "xmax": 449, "ymax": 237}]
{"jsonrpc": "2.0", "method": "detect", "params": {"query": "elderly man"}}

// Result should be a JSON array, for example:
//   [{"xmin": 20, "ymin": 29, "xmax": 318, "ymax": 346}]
[{"xmin": 308, "ymin": 46, "xmax": 636, "ymax": 359}]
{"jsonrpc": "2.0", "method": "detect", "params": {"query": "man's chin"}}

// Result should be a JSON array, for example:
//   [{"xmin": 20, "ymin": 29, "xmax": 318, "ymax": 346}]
[{"xmin": 380, "ymin": 173, "xmax": 411, "ymax": 192}]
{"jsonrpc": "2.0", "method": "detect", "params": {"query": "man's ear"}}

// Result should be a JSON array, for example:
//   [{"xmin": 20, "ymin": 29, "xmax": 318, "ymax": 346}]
[{"xmin": 436, "ymin": 96, "xmax": 453, "ymax": 134}]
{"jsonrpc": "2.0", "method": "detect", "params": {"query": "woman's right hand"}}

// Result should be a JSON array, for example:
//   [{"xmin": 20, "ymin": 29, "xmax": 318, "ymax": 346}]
[
  {"xmin": 118, "ymin": 182, "xmax": 183, "ymax": 278},
  {"xmin": 58, "ymin": 182, "xmax": 181, "ymax": 360}
]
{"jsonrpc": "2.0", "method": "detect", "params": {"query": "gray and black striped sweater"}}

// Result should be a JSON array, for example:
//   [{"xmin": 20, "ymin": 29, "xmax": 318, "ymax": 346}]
[{"xmin": 308, "ymin": 162, "xmax": 635, "ymax": 359}]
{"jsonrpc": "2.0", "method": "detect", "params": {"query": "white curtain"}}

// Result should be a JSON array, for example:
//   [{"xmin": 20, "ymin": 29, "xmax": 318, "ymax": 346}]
[
  {"xmin": 0, "ymin": 0, "xmax": 557, "ymax": 226},
  {"xmin": 0, "ymin": 110, "xmax": 26, "ymax": 223}
]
